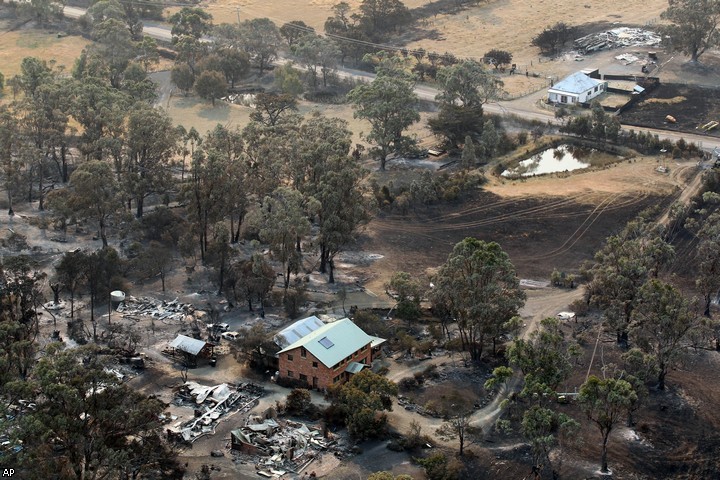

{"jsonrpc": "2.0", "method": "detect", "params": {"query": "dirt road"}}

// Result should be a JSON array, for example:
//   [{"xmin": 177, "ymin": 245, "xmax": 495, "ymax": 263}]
[{"xmin": 384, "ymin": 286, "xmax": 584, "ymax": 448}]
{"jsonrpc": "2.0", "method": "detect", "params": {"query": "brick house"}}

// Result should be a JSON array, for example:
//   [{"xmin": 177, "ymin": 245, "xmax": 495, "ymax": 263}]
[{"xmin": 277, "ymin": 318, "xmax": 385, "ymax": 390}]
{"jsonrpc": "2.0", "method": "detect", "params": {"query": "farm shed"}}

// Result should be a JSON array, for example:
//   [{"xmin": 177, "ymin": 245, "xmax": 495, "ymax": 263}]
[
  {"xmin": 548, "ymin": 72, "xmax": 607, "ymax": 105},
  {"xmin": 168, "ymin": 334, "xmax": 213, "ymax": 367}
]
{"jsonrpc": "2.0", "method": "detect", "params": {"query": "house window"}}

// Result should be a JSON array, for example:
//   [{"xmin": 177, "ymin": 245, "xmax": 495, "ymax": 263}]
[
  {"xmin": 560, "ymin": 95, "xmax": 567, "ymax": 103},
  {"xmin": 300, "ymin": 347, "xmax": 307, "ymax": 358},
  {"xmin": 594, "ymin": 86, "xmax": 598, "ymax": 92},
  {"xmin": 333, "ymin": 375, "xmax": 341, "ymax": 383},
  {"xmin": 287, "ymin": 370, "xmax": 294, "ymax": 377},
  {"xmin": 312, "ymin": 361, "xmax": 318, "ymax": 368},
  {"xmin": 299, "ymin": 374, "xmax": 307, "ymax": 381},
  {"xmin": 287, "ymin": 354, "xmax": 293, "ymax": 361}
]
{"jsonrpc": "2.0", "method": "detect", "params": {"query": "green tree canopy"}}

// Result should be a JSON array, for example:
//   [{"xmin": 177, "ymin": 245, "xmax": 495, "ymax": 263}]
[
  {"xmin": 661, "ymin": 0, "xmax": 720, "ymax": 62},
  {"xmin": 15, "ymin": 345, "xmax": 182, "ymax": 479},
  {"xmin": 169, "ymin": 7, "xmax": 213, "ymax": 41},
  {"xmin": 588, "ymin": 215, "xmax": 674, "ymax": 344},
  {"xmin": 65, "ymin": 160, "xmax": 123, "ymax": 247},
  {"xmin": 630, "ymin": 279, "xmax": 706, "ymax": 389},
  {"xmin": 578, "ymin": 376, "xmax": 637, "ymax": 474},
  {"xmin": 429, "ymin": 59, "xmax": 503, "ymax": 149},
  {"xmin": 347, "ymin": 63, "xmax": 419, "ymax": 170},
  {"xmin": 194, "ymin": 70, "xmax": 227, "ymax": 106},
  {"xmin": 330, "ymin": 369, "xmax": 399, "ymax": 440},
  {"xmin": 430, "ymin": 238, "xmax": 526, "ymax": 361}
]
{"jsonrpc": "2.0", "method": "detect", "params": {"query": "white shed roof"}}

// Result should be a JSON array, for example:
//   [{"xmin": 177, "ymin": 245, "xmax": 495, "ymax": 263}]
[
  {"xmin": 549, "ymin": 72, "xmax": 603, "ymax": 95},
  {"xmin": 275, "ymin": 315, "xmax": 325, "ymax": 348},
  {"xmin": 170, "ymin": 334, "xmax": 208, "ymax": 356},
  {"xmin": 278, "ymin": 318, "xmax": 377, "ymax": 368}
]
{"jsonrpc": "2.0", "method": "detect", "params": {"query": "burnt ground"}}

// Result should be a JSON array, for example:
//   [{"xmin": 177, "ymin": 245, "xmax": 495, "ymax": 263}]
[
  {"xmin": 620, "ymin": 83, "xmax": 720, "ymax": 138},
  {"xmin": 362, "ymin": 188, "xmax": 673, "ymax": 285},
  {"xmin": 541, "ymin": 317, "xmax": 720, "ymax": 480}
]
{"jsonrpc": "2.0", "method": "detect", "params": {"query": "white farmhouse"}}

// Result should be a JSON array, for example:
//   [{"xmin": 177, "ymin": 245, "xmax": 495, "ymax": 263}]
[{"xmin": 547, "ymin": 72, "xmax": 607, "ymax": 105}]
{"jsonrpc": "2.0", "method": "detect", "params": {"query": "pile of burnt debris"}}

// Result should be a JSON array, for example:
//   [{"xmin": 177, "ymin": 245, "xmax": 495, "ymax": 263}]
[
  {"xmin": 117, "ymin": 297, "xmax": 195, "ymax": 323},
  {"xmin": 574, "ymin": 27, "xmax": 661, "ymax": 54},
  {"xmin": 230, "ymin": 411, "xmax": 354, "ymax": 479},
  {"xmin": 166, "ymin": 382, "xmax": 264, "ymax": 444}
]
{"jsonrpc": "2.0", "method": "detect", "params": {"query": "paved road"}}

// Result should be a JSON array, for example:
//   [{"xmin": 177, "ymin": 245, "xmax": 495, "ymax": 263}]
[
  {"xmin": 64, "ymin": 6, "xmax": 173, "ymax": 41},
  {"xmin": 63, "ymin": 6, "xmax": 720, "ymax": 153}
]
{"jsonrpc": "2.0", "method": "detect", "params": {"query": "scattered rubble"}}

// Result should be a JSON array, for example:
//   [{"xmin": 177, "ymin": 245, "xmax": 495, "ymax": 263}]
[
  {"xmin": 167, "ymin": 382, "xmax": 265, "ymax": 444},
  {"xmin": 222, "ymin": 93, "xmax": 256, "ymax": 107},
  {"xmin": 231, "ymin": 415, "xmax": 343, "ymax": 479},
  {"xmin": 574, "ymin": 27, "xmax": 661, "ymax": 54},
  {"xmin": 615, "ymin": 53, "xmax": 641, "ymax": 65},
  {"xmin": 116, "ymin": 296, "xmax": 194, "ymax": 323}
]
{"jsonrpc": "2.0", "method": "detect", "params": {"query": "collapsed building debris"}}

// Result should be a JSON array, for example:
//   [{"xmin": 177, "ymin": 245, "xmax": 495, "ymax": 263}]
[
  {"xmin": 231, "ymin": 416, "xmax": 337, "ymax": 479},
  {"xmin": 167, "ymin": 382, "xmax": 264, "ymax": 444},
  {"xmin": 116, "ymin": 296, "xmax": 194, "ymax": 323},
  {"xmin": 574, "ymin": 27, "xmax": 661, "ymax": 54}
]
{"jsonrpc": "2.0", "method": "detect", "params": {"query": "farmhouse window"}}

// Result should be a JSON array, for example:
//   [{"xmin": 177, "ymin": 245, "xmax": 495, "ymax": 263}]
[
  {"xmin": 300, "ymin": 374, "xmax": 307, "ymax": 381},
  {"xmin": 312, "ymin": 361, "xmax": 318, "ymax": 368},
  {"xmin": 300, "ymin": 347, "xmax": 307, "ymax": 358},
  {"xmin": 333, "ymin": 375, "xmax": 341, "ymax": 383},
  {"xmin": 561, "ymin": 95, "xmax": 568, "ymax": 103},
  {"xmin": 288, "ymin": 370, "xmax": 294, "ymax": 377},
  {"xmin": 287, "ymin": 354, "xmax": 293, "ymax": 361}
]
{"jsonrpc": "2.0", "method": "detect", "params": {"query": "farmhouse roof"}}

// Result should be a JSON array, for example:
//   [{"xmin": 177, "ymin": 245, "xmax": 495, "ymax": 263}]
[
  {"xmin": 275, "ymin": 315, "xmax": 325, "ymax": 348},
  {"xmin": 278, "ymin": 318, "xmax": 376, "ymax": 368},
  {"xmin": 549, "ymin": 72, "xmax": 603, "ymax": 94},
  {"xmin": 169, "ymin": 334, "xmax": 208, "ymax": 356}
]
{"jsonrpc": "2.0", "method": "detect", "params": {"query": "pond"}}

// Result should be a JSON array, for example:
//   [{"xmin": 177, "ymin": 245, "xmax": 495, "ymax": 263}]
[{"xmin": 502, "ymin": 144, "xmax": 592, "ymax": 178}]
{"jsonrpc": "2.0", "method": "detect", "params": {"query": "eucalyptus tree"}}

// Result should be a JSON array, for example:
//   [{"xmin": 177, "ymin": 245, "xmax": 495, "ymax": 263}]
[
  {"xmin": 257, "ymin": 187, "xmax": 313, "ymax": 290},
  {"xmin": 579, "ymin": 376, "xmax": 637, "ymax": 474},
  {"xmin": 695, "ymin": 212, "xmax": 720, "ymax": 317},
  {"xmin": 315, "ymin": 153, "xmax": 374, "ymax": 282},
  {"xmin": 15, "ymin": 345, "xmax": 182, "ymax": 480},
  {"xmin": 124, "ymin": 104, "xmax": 179, "ymax": 217},
  {"xmin": 169, "ymin": 7, "xmax": 213, "ymax": 41},
  {"xmin": 587, "ymin": 215, "xmax": 674, "ymax": 344},
  {"xmin": 200, "ymin": 125, "xmax": 247, "ymax": 243},
  {"xmin": 0, "ymin": 106, "xmax": 22, "ymax": 215},
  {"xmin": 17, "ymin": 79, "xmax": 71, "ymax": 209},
  {"xmin": 429, "ymin": 59, "xmax": 503, "ymax": 149},
  {"xmin": 630, "ymin": 279, "xmax": 705, "ymax": 390},
  {"xmin": 661, "ymin": 0, "xmax": 720, "ymax": 62},
  {"xmin": 68, "ymin": 78, "xmax": 129, "ymax": 161},
  {"xmin": 430, "ymin": 238, "xmax": 525, "ymax": 361},
  {"xmin": 347, "ymin": 61, "xmax": 419, "ymax": 170},
  {"xmin": 292, "ymin": 35, "xmax": 342, "ymax": 88},
  {"xmin": 183, "ymin": 126, "xmax": 245, "ymax": 260},
  {"xmin": 238, "ymin": 18, "xmax": 281, "ymax": 74},
  {"xmin": 65, "ymin": 161, "xmax": 123, "ymax": 247}
]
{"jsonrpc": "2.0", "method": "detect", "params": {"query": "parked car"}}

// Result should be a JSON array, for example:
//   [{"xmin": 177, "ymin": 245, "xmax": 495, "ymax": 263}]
[
  {"xmin": 221, "ymin": 331, "xmax": 240, "ymax": 341},
  {"xmin": 207, "ymin": 322, "xmax": 230, "ymax": 332}
]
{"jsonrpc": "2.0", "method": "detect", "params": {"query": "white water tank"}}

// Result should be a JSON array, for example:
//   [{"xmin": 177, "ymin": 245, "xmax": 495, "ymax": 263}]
[{"xmin": 110, "ymin": 291, "xmax": 126, "ymax": 303}]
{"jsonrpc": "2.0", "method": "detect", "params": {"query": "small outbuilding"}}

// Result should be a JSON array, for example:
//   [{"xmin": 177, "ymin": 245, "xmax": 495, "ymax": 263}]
[
  {"xmin": 547, "ymin": 72, "xmax": 607, "ymax": 105},
  {"xmin": 169, "ymin": 334, "xmax": 213, "ymax": 367}
]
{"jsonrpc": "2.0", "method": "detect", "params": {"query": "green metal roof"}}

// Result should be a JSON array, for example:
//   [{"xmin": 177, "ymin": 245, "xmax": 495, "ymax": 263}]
[
  {"xmin": 278, "ymin": 318, "xmax": 377, "ymax": 368},
  {"xmin": 345, "ymin": 361, "xmax": 368, "ymax": 374}
]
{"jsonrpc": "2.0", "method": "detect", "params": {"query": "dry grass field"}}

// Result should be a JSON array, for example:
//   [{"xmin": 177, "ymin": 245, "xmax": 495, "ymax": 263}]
[
  {"xmin": 0, "ymin": 21, "xmax": 89, "ymax": 79},
  {"xmin": 200, "ymin": 0, "xmax": 668, "ymax": 66}
]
